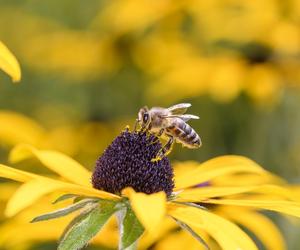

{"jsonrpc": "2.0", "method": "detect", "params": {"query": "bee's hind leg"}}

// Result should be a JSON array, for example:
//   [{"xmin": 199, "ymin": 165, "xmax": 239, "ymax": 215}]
[
  {"xmin": 149, "ymin": 129, "xmax": 164, "ymax": 145},
  {"xmin": 151, "ymin": 135, "xmax": 174, "ymax": 162},
  {"xmin": 157, "ymin": 128, "xmax": 165, "ymax": 137},
  {"xmin": 162, "ymin": 136, "xmax": 175, "ymax": 157}
]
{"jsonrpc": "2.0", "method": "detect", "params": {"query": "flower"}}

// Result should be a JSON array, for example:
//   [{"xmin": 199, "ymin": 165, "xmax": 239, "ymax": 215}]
[
  {"xmin": 0, "ymin": 129, "xmax": 300, "ymax": 249},
  {"xmin": 92, "ymin": 130, "xmax": 174, "ymax": 195},
  {"xmin": 0, "ymin": 41, "xmax": 21, "ymax": 82},
  {"xmin": 0, "ymin": 111, "xmax": 45, "ymax": 147},
  {"xmin": 4, "ymin": 1, "xmax": 300, "ymax": 103}
]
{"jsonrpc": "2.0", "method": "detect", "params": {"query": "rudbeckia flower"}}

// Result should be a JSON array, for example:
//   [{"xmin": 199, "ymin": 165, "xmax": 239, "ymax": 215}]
[{"xmin": 1, "ymin": 128, "xmax": 300, "ymax": 250}]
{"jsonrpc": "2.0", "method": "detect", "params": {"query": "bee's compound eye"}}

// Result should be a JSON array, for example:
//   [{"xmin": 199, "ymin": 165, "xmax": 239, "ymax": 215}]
[{"xmin": 143, "ymin": 113, "xmax": 149, "ymax": 123}]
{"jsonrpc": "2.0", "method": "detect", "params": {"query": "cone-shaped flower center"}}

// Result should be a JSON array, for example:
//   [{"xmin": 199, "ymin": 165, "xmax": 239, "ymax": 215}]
[{"xmin": 92, "ymin": 130, "xmax": 174, "ymax": 196}]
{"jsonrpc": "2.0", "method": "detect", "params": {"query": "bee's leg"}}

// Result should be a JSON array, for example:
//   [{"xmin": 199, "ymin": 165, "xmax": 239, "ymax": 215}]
[
  {"xmin": 149, "ymin": 128, "xmax": 164, "ymax": 145},
  {"xmin": 139, "ymin": 121, "xmax": 148, "ymax": 133},
  {"xmin": 157, "ymin": 128, "xmax": 164, "ymax": 137},
  {"xmin": 134, "ymin": 119, "xmax": 139, "ymax": 132},
  {"xmin": 151, "ymin": 135, "xmax": 174, "ymax": 162},
  {"xmin": 162, "ymin": 135, "xmax": 175, "ymax": 157},
  {"xmin": 140, "ymin": 125, "xmax": 147, "ymax": 133},
  {"xmin": 141, "ymin": 122, "xmax": 152, "ymax": 134}
]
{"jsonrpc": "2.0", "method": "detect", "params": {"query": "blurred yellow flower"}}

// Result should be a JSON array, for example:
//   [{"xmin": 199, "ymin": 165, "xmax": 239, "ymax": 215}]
[
  {"xmin": 245, "ymin": 64, "xmax": 282, "ymax": 105},
  {"xmin": 0, "ymin": 111, "xmax": 45, "ymax": 147},
  {"xmin": 92, "ymin": 0, "xmax": 184, "ymax": 34},
  {"xmin": 24, "ymin": 32, "xmax": 119, "ymax": 80},
  {"xmin": 0, "ymin": 110, "xmax": 123, "ymax": 166},
  {"xmin": 268, "ymin": 21, "xmax": 300, "ymax": 55},
  {"xmin": 0, "ymin": 41, "xmax": 21, "ymax": 82},
  {"xmin": 1, "ymin": 0, "xmax": 299, "ymax": 105}
]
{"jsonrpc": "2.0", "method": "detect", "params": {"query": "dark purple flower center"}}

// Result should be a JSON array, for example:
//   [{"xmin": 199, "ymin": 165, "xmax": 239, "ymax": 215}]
[{"xmin": 92, "ymin": 130, "xmax": 174, "ymax": 196}]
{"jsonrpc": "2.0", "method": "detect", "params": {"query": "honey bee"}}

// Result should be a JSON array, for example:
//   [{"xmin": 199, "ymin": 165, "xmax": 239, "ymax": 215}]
[{"xmin": 136, "ymin": 103, "xmax": 201, "ymax": 161}]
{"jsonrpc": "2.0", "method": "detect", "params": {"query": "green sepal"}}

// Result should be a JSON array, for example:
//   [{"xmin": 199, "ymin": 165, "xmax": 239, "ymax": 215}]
[
  {"xmin": 52, "ymin": 194, "xmax": 79, "ymax": 204},
  {"xmin": 118, "ymin": 205, "xmax": 144, "ymax": 250},
  {"xmin": 58, "ymin": 200, "xmax": 118, "ymax": 250},
  {"xmin": 31, "ymin": 198, "xmax": 99, "ymax": 223},
  {"xmin": 73, "ymin": 196, "xmax": 92, "ymax": 203}
]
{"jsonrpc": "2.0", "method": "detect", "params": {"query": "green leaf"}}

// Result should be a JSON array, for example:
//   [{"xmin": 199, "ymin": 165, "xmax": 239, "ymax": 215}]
[
  {"xmin": 31, "ymin": 199, "xmax": 99, "ymax": 223},
  {"xmin": 73, "ymin": 196, "xmax": 102, "ymax": 204},
  {"xmin": 53, "ymin": 194, "xmax": 79, "ymax": 204},
  {"xmin": 58, "ymin": 206, "xmax": 95, "ymax": 243},
  {"xmin": 174, "ymin": 218, "xmax": 210, "ymax": 250},
  {"xmin": 73, "ymin": 196, "xmax": 96, "ymax": 203},
  {"xmin": 118, "ymin": 206, "xmax": 144, "ymax": 250},
  {"xmin": 58, "ymin": 201, "xmax": 117, "ymax": 250}
]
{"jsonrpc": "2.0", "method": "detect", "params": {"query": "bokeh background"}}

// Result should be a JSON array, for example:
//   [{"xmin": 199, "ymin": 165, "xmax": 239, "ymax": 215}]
[{"xmin": 1, "ymin": 0, "xmax": 300, "ymax": 249}]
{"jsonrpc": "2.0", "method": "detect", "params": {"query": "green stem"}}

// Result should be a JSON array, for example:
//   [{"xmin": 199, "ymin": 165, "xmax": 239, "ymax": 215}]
[
  {"xmin": 116, "ymin": 209, "xmax": 126, "ymax": 250},
  {"xmin": 123, "ymin": 241, "xmax": 138, "ymax": 250},
  {"xmin": 117, "ymin": 208, "xmax": 137, "ymax": 250}
]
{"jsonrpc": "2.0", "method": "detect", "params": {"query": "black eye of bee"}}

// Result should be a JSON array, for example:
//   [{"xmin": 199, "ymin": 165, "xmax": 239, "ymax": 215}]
[{"xmin": 143, "ymin": 113, "xmax": 149, "ymax": 123}]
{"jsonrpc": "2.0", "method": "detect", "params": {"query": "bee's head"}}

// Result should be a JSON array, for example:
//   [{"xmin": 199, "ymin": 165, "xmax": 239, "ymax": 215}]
[{"xmin": 138, "ymin": 106, "xmax": 151, "ymax": 128}]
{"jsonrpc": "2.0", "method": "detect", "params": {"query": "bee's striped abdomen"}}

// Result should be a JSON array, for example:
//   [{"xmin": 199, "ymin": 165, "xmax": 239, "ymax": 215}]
[{"xmin": 166, "ymin": 120, "xmax": 201, "ymax": 148}]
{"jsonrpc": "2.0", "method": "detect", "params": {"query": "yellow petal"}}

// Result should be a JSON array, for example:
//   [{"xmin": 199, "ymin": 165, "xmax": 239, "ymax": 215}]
[
  {"xmin": 138, "ymin": 217, "xmax": 177, "ymax": 249},
  {"xmin": 4, "ymin": 178, "xmax": 120, "ymax": 217},
  {"xmin": 289, "ymin": 187, "xmax": 300, "ymax": 201},
  {"xmin": 154, "ymin": 228, "xmax": 208, "ymax": 250},
  {"xmin": 203, "ymin": 198, "xmax": 300, "ymax": 218},
  {"xmin": 212, "ymin": 172, "xmax": 285, "ymax": 186},
  {"xmin": 0, "ymin": 164, "xmax": 36, "ymax": 182},
  {"xmin": 5, "ymin": 179, "xmax": 65, "ymax": 217},
  {"xmin": 0, "ymin": 41, "xmax": 21, "ymax": 82},
  {"xmin": 168, "ymin": 203, "xmax": 258, "ymax": 250},
  {"xmin": 177, "ymin": 186, "xmax": 256, "ymax": 202},
  {"xmin": 173, "ymin": 161, "xmax": 199, "ymax": 177},
  {"xmin": 58, "ymin": 182, "xmax": 120, "ymax": 200},
  {"xmin": 220, "ymin": 207, "xmax": 286, "ymax": 250},
  {"xmin": 9, "ymin": 144, "xmax": 91, "ymax": 186},
  {"xmin": 0, "ymin": 164, "xmax": 119, "ymax": 206},
  {"xmin": 123, "ymin": 187, "xmax": 166, "ymax": 233},
  {"xmin": 0, "ymin": 183, "xmax": 18, "ymax": 201},
  {"xmin": 0, "ymin": 219, "xmax": 64, "ymax": 248},
  {"xmin": 177, "ymin": 184, "xmax": 300, "ymax": 202},
  {"xmin": 0, "ymin": 111, "xmax": 45, "ymax": 147},
  {"xmin": 175, "ymin": 155, "xmax": 266, "ymax": 190}
]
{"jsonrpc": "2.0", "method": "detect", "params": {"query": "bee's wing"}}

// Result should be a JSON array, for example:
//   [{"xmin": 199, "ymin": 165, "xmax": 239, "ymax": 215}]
[
  {"xmin": 167, "ymin": 103, "xmax": 191, "ymax": 115},
  {"xmin": 162, "ymin": 114, "xmax": 199, "ymax": 122}
]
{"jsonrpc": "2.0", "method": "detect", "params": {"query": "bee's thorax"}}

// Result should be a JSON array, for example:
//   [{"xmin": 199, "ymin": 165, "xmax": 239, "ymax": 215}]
[{"xmin": 148, "ymin": 108, "xmax": 171, "ymax": 130}]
